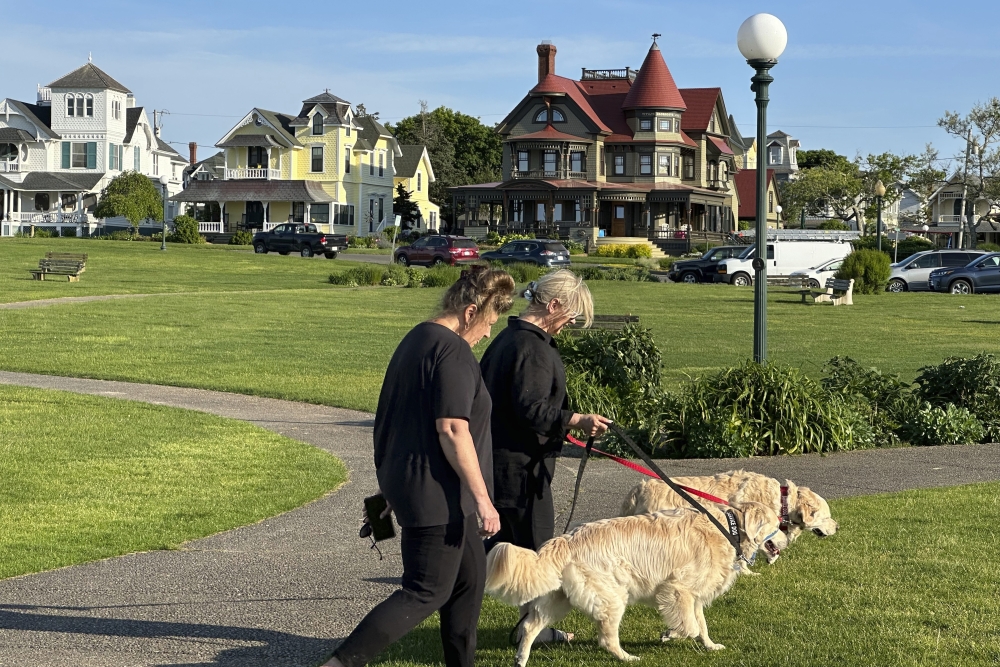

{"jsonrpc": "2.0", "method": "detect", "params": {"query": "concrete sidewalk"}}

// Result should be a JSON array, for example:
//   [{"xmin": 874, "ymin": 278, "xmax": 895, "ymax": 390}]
[{"xmin": 1, "ymin": 370, "xmax": 998, "ymax": 667}]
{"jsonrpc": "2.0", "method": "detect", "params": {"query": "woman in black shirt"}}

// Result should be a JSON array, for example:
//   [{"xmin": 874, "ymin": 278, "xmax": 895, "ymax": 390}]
[
  {"xmin": 327, "ymin": 268, "xmax": 515, "ymax": 667},
  {"xmin": 480, "ymin": 269, "xmax": 611, "ymax": 644}
]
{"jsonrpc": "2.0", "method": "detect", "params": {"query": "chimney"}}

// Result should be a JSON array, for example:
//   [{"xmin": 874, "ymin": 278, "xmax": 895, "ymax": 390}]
[
  {"xmin": 188, "ymin": 142, "xmax": 198, "ymax": 166},
  {"xmin": 537, "ymin": 41, "xmax": 556, "ymax": 83}
]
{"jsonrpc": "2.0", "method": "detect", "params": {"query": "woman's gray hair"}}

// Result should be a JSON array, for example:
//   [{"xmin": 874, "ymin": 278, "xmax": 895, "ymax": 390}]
[{"xmin": 523, "ymin": 269, "xmax": 594, "ymax": 328}]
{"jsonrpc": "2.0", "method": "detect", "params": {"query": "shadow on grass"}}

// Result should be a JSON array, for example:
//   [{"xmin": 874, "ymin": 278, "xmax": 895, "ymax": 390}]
[
  {"xmin": 0, "ymin": 604, "xmax": 336, "ymax": 667},
  {"xmin": 370, "ymin": 625, "xmax": 519, "ymax": 664},
  {"xmin": 963, "ymin": 320, "xmax": 1000, "ymax": 325}
]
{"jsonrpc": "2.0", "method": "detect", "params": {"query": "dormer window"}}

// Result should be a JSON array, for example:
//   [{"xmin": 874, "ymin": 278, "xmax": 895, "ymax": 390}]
[
  {"xmin": 533, "ymin": 108, "xmax": 565, "ymax": 123},
  {"xmin": 111, "ymin": 99, "xmax": 121, "ymax": 120},
  {"xmin": 67, "ymin": 95, "xmax": 76, "ymax": 117},
  {"xmin": 639, "ymin": 119, "xmax": 653, "ymax": 131},
  {"xmin": 658, "ymin": 118, "xmax": 671, "ymax": 131},
  {"xmin": 312, "ymin": 113, "xmax": 323, "ymax": 135},
  {"xmin": 769, "ymin": 145, "xmax": 783, "ymax": 165}
]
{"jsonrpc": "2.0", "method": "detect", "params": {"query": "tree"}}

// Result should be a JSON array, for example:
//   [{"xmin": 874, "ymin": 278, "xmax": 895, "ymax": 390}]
[
  {"xmin": 387, "ymin": 102, "xmax": 503, "ymax": 228},
  {"xmin": 903, "ymin": 145, "xmax": 947, "ymax": 224},
  {"xmin": 355, "ymin": 103, "xmax": 379, "ymax": 121},
  {"xmin": 939, "ymin": 98, "xmax": 1000, "ymax": 247},
  {"xmin": 393, "ymin": 183, "xmax": 421, "ymax": 229},
  {"xmin": 94, "ymin": 171, "xmax": 163, "ymax": 235}
]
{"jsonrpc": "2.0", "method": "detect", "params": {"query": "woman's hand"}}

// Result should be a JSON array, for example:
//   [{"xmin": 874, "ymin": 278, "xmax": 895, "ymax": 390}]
[
  {"xmin": 477, "ymin": 499, "xmax": 501, "ymax": 537},
  {"xmin": 570, "ymin": 413, "xmax": 613, "ymax": 438},
  {"xmin": 380, "ymin": 501, "xmax": 393, "ymax": 520}
]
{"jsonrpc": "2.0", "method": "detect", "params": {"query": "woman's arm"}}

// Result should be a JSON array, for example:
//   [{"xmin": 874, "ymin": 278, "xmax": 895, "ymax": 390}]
[{"xmin": 437, "ymin": 417, "xmax": 500, "ymax": 537}]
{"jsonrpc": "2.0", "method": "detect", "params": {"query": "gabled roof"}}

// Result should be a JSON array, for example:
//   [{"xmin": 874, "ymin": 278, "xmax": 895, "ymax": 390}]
[
  {"xmin": 48, "ymin": 63, "xmax": 131, "ymax": 93},
  {"xmin": 0, "ymin": 127, "xmax": 35, "ymax": 142},
  {"xmin": 185, "ymin": 151, "xmax": 225, "ymax": 179},
  {"xmin": 709, "ymin": 137, "xmax": 733, "ymax": 155},
  {"xmin": 728, "ymin": 114, "xmax": 750, "ymax": 152},
  {"xmin": 2, "ymin": 99, "xmax": 58, "ymax": 139},
  {"xmin": 622, "ymin": 44, "xmax": 686, "ymax": 110},
  {"xmin": 520, "ymin": 75, "xmax": 612, "ymax": 134},
  {"xmin": 304, "ymin": 91, "xmax": 349, "ymax": 105},
  {"xmin": 352, "ymin": 138, "xmax": 373, "ymax": 151},
  {"xmin": 291, "ymin": 92, "xmax": 356, "ymax": 127},
  {"xmin": 356, "ymin": 116, "xmax": 401, "ymax": 155},
  {"xmin": 155, "ymin": 137, "xmax": 186, "ymax": 160},
  {"xmin": 216, "ymin": 108, "xmax": 301, "ymax": 149},
  {"xmin": 396, "ymin": 145, "xmax": 435, "ymax": 181},
  {"xmin": 515, "ymin": 126, "xmax": 593, "ymax": 143},
  {"xmin": 679, "ymin": 88, "xmax": 721, "ymax": 132},
  {"xmin": 735, "ymin": 168, "xmax": 777, "ymax": 218},
  {"xmin": 124, "ymin": 107, "xmax": 144, "ymax": 144}
]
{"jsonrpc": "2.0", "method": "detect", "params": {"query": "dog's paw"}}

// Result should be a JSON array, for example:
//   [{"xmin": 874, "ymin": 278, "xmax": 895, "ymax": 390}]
[
  {"xmin": 660, "ymin": 630, "xmax": 677, "ymax": 642},
  {"xmin": 704, "ymin": 642, "xmax": 725, "ymax": 651},
  {"xmin": 620, "ymin": 653, "xmax": 640, "ymax": 662},
  {"xmin": 741, "ymin": 569, "xmax": 761, "ymax": 577}
]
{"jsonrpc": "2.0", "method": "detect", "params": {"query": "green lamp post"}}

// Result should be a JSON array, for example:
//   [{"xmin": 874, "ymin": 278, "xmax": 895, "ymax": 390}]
[
  {"xmin": 738, "ymin": 13, "xmax": 787, "ymax": 363},
  {"xmin": 159, "ymin": 175, "xmax": 169, "ymax": 251}
]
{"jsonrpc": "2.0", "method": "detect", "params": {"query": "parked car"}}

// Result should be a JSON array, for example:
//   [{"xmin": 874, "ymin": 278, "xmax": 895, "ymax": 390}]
[
  {"xmin": 929, "ymin": 252, "xmax": 1000, "ymax": 294},
  {"xmin": 252, "ymin": 223, "xmax": 347, "ymax": 258},
  {"xmin": 789, "ymin": 257, "xmax": 844, "ymax": 288},
  {"xmin": 715, "ymin": 241, "xmax": 852, "ymax": 286},
  {"xmin": 887, "ymin": 249, "xmax": 988, "ymax": 292},
  {"xmin": 394, "ymin": 235, "xmax": 480, "ymax": 266},
  {"xmin": 667, "ymin": 245, "xmax": 745, "ymax": 283},
  {"xmin": 480, "ymin": 240, "xmax": 571, "ymax": 268}
]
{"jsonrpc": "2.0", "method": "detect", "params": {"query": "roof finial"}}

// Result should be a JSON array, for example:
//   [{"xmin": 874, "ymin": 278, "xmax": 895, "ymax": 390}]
[
  {"xmin": 651, "ymin": 33, "xmax": 661, "ymax": 46},
  {"xmin": 88, "ymin": 52, "xmax": 92, "ymax": 63}
]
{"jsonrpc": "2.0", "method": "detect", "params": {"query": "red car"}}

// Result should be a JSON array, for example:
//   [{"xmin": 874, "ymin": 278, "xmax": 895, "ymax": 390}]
[{"xmin": 394, "ymin": 235, "xmax": 480, "ymax": 266}]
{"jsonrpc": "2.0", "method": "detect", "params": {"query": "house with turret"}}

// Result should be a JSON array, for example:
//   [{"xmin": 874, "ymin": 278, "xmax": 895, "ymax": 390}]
[
  {"xmin": 449, "ymin": 36, "xmax": 742, "ymax": 250},
  {"xmin": 0, "ymin": 61, "xmax": 187, "ymax": 237}
]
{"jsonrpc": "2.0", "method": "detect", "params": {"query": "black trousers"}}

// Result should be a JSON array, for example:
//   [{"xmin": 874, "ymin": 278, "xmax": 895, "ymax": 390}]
[
  {"xmin": 485, "ymin": 485, "xmax": 554, "ymax": 553},
  {"xmin": 334, "ymin": 513, "xmax": 485, "ymax": 667}
]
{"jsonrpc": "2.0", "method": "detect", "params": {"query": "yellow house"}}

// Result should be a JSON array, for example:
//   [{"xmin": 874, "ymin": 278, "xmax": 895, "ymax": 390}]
[
  {"xmin": 394, "ymin": 145, "xmax": 440, "ymax": 231},
  {"xmin": 172, "ymin": 92, "xmax": 401, "ymax": 236}
]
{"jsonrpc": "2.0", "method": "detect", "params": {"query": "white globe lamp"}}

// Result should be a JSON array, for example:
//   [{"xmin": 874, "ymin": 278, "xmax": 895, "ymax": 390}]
[{"xmin": 737, "ymin": 13, "xmax": 788, "ymax": 63}]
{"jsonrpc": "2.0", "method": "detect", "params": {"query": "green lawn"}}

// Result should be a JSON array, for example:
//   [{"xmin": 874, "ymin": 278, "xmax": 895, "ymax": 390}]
[
  {"xmin": 1, "ymin": 279, "xmax": 998, "ymax": 412},
  {"xmin": 370, "ymin": 483, "xmax": 1000, "ymax": 667},
  {"xmin": 0, "ymin": 237, "xmax": 367, "ymax": 303},
  {"xmin": 0, "ymin": 385, "xmax": 347, "ymax": 579}
]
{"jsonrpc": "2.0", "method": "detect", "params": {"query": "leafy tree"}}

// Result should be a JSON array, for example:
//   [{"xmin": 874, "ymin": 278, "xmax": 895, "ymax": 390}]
[
  {"xmin": 393, "ymin": 183, "xmax": 421, "ymax": 229},
  {"xmin": 904, "ymin": 145, "xmax": 948, "ymax": 224},
  {"xmin": 94, "ymin": 171, "xmax": 163, "ymax": 235},
  {"xmin": 818, "ymin": 219, "xmax": 850, "ymax": 231},
  {"xmin": 387, "ymin": 102, "xmax": 502, "ymax": 228},
  {"xmin": 939, "ymin": 98, "xmax": 1000, "ymax": 247}
]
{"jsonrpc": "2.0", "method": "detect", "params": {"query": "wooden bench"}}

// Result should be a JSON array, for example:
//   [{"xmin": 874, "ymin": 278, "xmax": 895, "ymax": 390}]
[
  {"xmin": 566, "ymin": 314, "xmax": 639, "ymax": 335},
  {"xmin": 798, "ymin": 278, "xmax": 854, "ymax": 306},
  {"xmin": 29, "ymin": 253, "xmax": 88, "ymax": 282}
]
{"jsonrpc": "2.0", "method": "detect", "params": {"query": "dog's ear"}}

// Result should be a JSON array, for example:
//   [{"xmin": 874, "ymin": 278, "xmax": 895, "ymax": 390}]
[
  {"xmin": 797, "ymin": 487, "xmax": 817, "ymax": 525},
  {"xmin": 742, "ymin": 503, "xmax": 774, "ymax": 543}
]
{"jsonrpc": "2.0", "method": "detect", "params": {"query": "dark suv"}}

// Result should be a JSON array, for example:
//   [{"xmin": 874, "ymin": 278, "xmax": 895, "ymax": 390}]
[
  {"xmin": 929, "ymin": 252, "xmax": 1000, "ymax": 294},
  {"xmin": 480, "ymin": 240, "xmax": 571, "ymax": 268},
  {"xmin": 394, "ymin": 235, "xmax": 480, "ymax": 266},
  {"xmin": 667, "ymin": 245, "xmax": 746, "ymax": 283}
]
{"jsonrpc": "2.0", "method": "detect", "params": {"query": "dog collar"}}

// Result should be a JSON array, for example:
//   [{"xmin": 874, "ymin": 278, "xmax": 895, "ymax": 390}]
[{"xmin": 779, "ymin": 485, "xmax": 790, "ymax": 533}]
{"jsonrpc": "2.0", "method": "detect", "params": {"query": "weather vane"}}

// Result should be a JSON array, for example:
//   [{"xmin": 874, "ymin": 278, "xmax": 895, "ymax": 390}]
[{"xmin": 652, "ymin": 33, "xmax": 661, "ymax": 45}]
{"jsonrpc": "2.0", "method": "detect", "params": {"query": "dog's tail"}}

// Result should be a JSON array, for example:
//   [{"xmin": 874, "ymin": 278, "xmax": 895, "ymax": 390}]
[{"xmin": 485, "ymin": 537, "xmax": 571, "ymax": 606}]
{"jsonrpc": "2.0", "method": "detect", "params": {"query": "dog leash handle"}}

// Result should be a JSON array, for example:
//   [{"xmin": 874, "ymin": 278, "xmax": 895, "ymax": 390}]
[{"xmin": 563, "ymin": 436, "xmax": 594, "ymax": 533}]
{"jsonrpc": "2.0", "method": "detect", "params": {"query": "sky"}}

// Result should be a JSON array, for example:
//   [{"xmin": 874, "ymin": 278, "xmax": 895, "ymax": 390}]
[{"xmin": 2, "ymin": 0, "xmax": 998, "ymax": 174}]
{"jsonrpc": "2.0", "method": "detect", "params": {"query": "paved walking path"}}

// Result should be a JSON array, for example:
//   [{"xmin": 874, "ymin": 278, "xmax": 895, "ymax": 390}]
[{"xmin": 1, "ymin": 370, "xmax": 999, "ymax": 667}]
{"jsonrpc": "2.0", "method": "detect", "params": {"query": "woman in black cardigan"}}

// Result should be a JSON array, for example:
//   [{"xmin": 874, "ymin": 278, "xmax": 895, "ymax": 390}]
[{"xmin": 480, "ymin": 269, "xmax": 610, "ymax": 644}]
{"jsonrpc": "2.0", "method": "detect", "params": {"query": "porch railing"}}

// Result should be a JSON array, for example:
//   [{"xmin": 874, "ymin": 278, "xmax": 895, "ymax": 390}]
[
  {"xmin": 0, "ymin": 162, "xmax": 19, "ymax": 172},
  {"xmin": 225, "ymin": 168, "xmax": 280, "ymax": 180},
  {"xmin": 6, "ymin": 212, "xmax": 91, "ymax": 224},
  {"xmin": 512, "ymin": 168, "xmax": 589, "ymax": 181},
  {"xmin": 198, "ymin": 221, "xmax": 223, "ymax": 233},
  {"xmin": 935, "ymin": 215, "xmax": 964, "ymax": 224}
]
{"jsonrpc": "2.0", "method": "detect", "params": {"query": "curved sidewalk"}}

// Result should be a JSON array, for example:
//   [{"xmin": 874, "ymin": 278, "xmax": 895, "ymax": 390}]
[{"xmin": 1, "ymin": 371, "xmax": 999, "ymax": 667}]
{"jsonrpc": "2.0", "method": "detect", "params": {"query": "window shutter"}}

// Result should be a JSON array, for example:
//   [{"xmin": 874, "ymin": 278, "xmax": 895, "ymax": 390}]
[
  {"xmin": 61, "ymin": 142, "xmax": 71, "ymax": 169},
  {"xmin": 135, "ymin": 146, "xmax": 140, "ymax": 171},
  {"xmin": 109, "ymin": 143, "xmax": 114, "ymax": 169},
  {"xmin": 86, "ymin": 142, "xmax": 97, "ymax": 169},
  {"xmin": 119, "ymin": 145, "xmax": 124, "ymax": 171}
]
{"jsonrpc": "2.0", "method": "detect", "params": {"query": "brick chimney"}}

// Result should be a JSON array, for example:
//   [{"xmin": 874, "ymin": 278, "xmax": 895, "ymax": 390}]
[
  {"xmin": 188, "ymin": 142, "xmax": 197, "ymax": 166},
  {"xmin": 537, "ymin": 41, "xmax": 556, "ymax": 83}
]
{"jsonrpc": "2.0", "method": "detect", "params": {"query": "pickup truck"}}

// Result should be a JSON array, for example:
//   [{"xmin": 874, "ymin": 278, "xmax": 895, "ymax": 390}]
[
  {"xmin": 252, "ymin": 223, "xmax": 347, "ymax": 258},
  {"xmin": 667, "ymin": 245, "xmax": 746, "ymax": 283}
]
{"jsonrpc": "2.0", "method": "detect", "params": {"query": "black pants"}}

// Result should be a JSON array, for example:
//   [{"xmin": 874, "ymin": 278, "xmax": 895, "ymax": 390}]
[
  {"xmin": 334, "ymin": 513, "xmax": 485, "ymax": 667},
  {"xmin": 485, "ymin": 487, "xmax": 554, "ymax": 553}
]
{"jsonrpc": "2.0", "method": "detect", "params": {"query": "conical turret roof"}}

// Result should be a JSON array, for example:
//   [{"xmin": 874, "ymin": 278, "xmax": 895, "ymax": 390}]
[{"xmin": 622, "ymin": 43, "xmax": 685, "ymax": 110}]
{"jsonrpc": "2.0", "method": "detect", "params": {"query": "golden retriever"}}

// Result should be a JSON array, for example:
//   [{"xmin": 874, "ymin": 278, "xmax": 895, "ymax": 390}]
[
  {"xmin": 485, "ymin": 502, "xmax": 787, "ymax": 664},
  {"xmin": 620, "ymin": 470, "xmax": 838, "ymax": 542}
]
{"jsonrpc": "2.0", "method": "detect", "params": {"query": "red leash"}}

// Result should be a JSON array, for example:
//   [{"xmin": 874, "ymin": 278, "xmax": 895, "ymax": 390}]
[{"xmin": 566, "ymin": 435, "xmax": 730, "ymax": 506}]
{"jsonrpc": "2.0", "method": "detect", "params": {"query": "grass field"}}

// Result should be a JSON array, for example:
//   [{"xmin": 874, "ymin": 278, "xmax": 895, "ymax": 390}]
[
  {"xmin": 371, "ymin": 483, "xmax": 1000, "ymax": 667},
  {"xmin": 0, "ymin": 385, "xmax": 347, "ymax": 579}
]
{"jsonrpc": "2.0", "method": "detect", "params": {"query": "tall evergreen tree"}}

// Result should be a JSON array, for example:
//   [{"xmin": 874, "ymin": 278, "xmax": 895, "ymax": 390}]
[{"xmin": 393, "ymin": 183, "xmax": 421, "ymax": 229}]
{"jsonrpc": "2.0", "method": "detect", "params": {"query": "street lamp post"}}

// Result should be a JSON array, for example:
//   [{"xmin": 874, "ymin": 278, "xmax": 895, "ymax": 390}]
[
  {"xmin": 159, "ymin": 175, "xmax": 169, "ymax": 251},
  {"xmin": 875, "ymin": 179, "xmax": 886, "ymax": 253},
  {"xmin": 738, "ymin": 13, "xmax": 787, "ymax": 363}
]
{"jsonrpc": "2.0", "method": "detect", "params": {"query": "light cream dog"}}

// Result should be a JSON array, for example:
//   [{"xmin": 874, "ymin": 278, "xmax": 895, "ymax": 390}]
[
  {"xmin": 620, "ymin": 470, "xmax": 838, "ymax": 542},
  {"xmin": 486, "ymin": 502, "xmax": 787, "ymax": 664}
]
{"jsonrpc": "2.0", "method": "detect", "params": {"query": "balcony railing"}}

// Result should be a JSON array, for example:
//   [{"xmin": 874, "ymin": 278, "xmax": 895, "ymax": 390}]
[
  {"xmin": 7, "ymin": 212, "xmax": 91, "ymax": 224},
  {"xmin": 225, "ymin": 168, "xmax": 280, "ymax": 180},
  {"xmin": 512, "ymin": 168, "xmax": 588, "ymax": 180},
  {"xmin": 198, "ymin": 221, "xmax": 223, "ymax": 233},
  {"xmin": 935, "ymin": 215, "xmax": 964, "ymax": 224},
  {"xmin": 0, "ymin": 162, "xmax": 19, "ymax": 172},
  {"xmin": 581, "ymin": 68, "xmax": 636, "ymax": 81}
]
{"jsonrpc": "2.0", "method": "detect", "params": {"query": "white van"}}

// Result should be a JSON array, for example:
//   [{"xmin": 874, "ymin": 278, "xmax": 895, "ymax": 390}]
[{"xmin": 715, "ymin": 241, "xmax": 852, "ymax": 286}]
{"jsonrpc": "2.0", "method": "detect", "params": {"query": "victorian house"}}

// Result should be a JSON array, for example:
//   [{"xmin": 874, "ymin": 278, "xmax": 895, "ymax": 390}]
[
  {"xmin": 394, "ymin": 145, "xmax": 440, "ymax": 230},
  {"xmin": 449, "ymin": 38, "xmax": 741, "ymax": 246},
  {"xmin": 173, "ymin": 92, "xmax": 404, "ymax": 236},
  {"xmin": 0, "ymin": 61, "xmax": 188, "ymax": 237}
]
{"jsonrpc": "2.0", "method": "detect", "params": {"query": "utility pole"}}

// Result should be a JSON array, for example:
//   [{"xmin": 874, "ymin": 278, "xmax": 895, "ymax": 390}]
[{"xmin": 959, "ymin": 129, "xmax": 977, "ymax": 249}]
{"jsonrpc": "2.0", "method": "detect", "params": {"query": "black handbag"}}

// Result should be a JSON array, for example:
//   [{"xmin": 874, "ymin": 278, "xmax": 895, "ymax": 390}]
[{"xmin": 359, "ymin": 493, "xmax": 395, "ymax": 542}]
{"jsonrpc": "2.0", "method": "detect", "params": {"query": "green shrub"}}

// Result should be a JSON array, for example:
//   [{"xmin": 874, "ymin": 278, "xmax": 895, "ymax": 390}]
[
  {"xmin": 822, "ymin": 356, "xmax": 917, "ymax": 446},
  {"xmin": 850, "ymin": 235, "xmax": 893, "ymax": 252},
  {"xmin": 894, "ymin": 235, "xmax": 934, "ymax": 260},
  {"xmin": 592, "ymin": 243, "xmax": 651, "ymax": 259},
  {"xmin": 660, "ymin": 360, "xmax": 875, "ymax": 458},
  {"xmin": 899, "ymin": 402, "xmax": 984, "ymax": 446},
  {"xmin": 329, "ymin": 265, "xmax": 385, "ymax": 286},
  {"xmin": 914, "ymin": 353, "xmax": 1000, "ymax": 443},
  {"xmin": 978, "ymin": 242, "xmax": 1000, "ymax": 252},
  {"xmin": 404, "ymin": 266, "xmax": 424, "ymax": 287},
  {"xmin": 563, "ymin": 240, "xmax": 586, "ymax": 255},
  {"xmin": 485, "ymin": 232, "xmax": 532, "ymax": 246},
  {"xmin": 819, "ymin": 220, "xmax": 851, "ymax": 231},
  {"xmin": 347, "ymin": 235, "xmax": 380, "ymax": 249},
  {"xmin": 738, "ymin": 220, "xmax": 751, "ymax": 231},
  {"xmin": 658, "ymin": 256, "xmax": 678, "ymax": 270},
  {"xmin": 379, "ymin": 263, "xmax": 410, "ymax": 286},
  {"xmin": 421, "ymin": 264, "xmax": 462, "ymax": 287},
  {"xmin": 500, "ymin": 262, "xmax": 547, "ymax": 284},
  {"xmin": 835, "ymin": 248, "xmax": 891, "ymax": 294},
  {"xmin": 31, "ymin": 229, "xmax": 54, "ymax": 238},
  {"xmin": 93, "ymin": 230, "xmax": 137, "ymax": 241},
  {"xmin": 230, "ymin": 230, "xmax": 254, "ymax": 246},
  {"xmin": 169, "ymin": 216, "xmax": 206, "ymax": 244}
]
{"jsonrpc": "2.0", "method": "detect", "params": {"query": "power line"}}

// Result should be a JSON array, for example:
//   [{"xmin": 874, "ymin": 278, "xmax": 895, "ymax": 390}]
[{"xmin": 737, "ymin": 124, "xmax": 940, "ymax": 129}]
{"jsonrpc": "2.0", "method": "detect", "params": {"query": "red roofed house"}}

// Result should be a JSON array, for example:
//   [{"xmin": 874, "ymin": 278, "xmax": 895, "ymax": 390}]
[
  {"xmin": 450, "ymin": 37, "xmax": 741, "ymax": 250},
  {"xmin": 734, "ymin": 168, "xmax": 782, "ymax": 229}
]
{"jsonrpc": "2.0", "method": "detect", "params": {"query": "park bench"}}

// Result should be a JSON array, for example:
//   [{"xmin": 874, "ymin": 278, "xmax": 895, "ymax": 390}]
[
  {"xmin": 566, "ymin": 314, "xmax": 639, "ymax": 335},
  {"xmin": 797, "ymin": 277, "xmax": 854, "ymax": 306},
  {"xmin": 29, "ymin": 252, "xmax": 88, "ymax": 282}
]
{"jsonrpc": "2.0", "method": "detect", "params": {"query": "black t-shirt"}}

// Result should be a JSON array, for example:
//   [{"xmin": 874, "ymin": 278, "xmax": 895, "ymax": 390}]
[
  {"xmin": 480, "ymin": 317, "xmax": 573, "ymax": 509},
  {"xmin": 374, "ymin": 321, "xmax": 493, "ymax": 528}
]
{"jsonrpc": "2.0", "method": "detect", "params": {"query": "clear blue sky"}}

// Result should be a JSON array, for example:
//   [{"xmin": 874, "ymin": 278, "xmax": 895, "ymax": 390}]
[{"xmin": 2, "ymin": 0, "xmax": 997, "ymax": 173}]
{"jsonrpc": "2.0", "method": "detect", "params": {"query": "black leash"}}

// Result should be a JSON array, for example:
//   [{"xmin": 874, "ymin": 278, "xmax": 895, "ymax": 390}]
[
  {"xmin": 563, "ymin": 436, "xmax": 594, "ymax": 533},
  {"xmin": 605, "ymin": 423, "xmax": 748, "ymax": 564}
]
